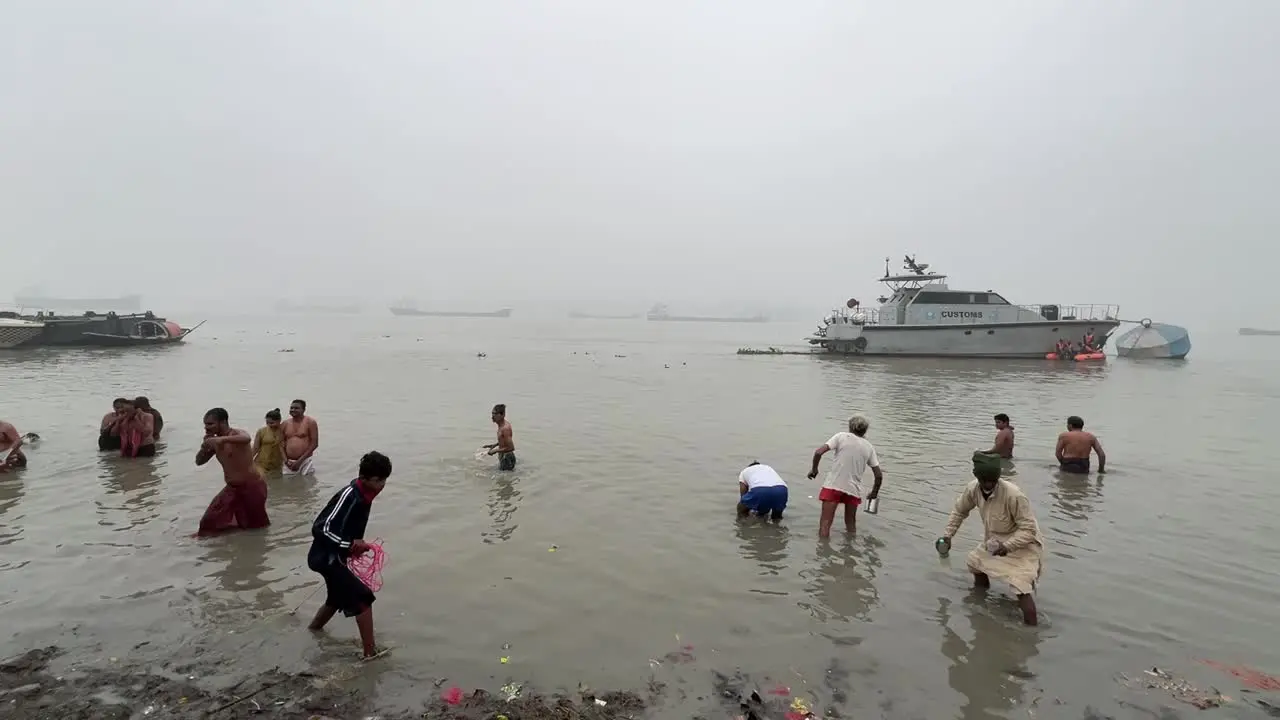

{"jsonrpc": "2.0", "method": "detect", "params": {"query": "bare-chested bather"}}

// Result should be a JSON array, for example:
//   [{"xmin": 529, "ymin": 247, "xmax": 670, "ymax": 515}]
[
  {"xmin": 196, "ymin": 408, "xmax": 270, "ymax": 535},
  {"xmin": 1055, "ymin": 415, "xmax": 1106, "ymax": 474},
  {"xmin": 116, "ymin": 398, "xmax": 157, "ymax": 458},
  {"xmin": 987, "ymin": 413, "xmax": 1015, "ymax": 458},
  {"xmin": 99, "ymin": 398, "xmax": 127, "ymax": 451},
  {"xmin": 0, "ymin": 419, "xmax": 27, "ymax": 471},
  {"xmin": 484, "ymin": 403, "xmax": 516, "ymax": 471},
  {"xmin": 281, "ymin": 399, "xmax": 319, "ymax": 476}
]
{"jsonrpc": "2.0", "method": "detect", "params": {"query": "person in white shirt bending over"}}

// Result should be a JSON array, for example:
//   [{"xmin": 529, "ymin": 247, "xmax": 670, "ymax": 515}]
[
  {"xmin": 737, "ymin": 461, "xmax": 789, "ymax": 521},
  {"xmin": 807, "ymin": 415, "xmax": 884, "ymax": 538}
]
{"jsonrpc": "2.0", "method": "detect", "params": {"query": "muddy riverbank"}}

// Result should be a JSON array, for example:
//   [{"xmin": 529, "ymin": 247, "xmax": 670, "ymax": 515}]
[{"xmin": 1, "ymin": 644, "xmax": 662, "ymax": 720}]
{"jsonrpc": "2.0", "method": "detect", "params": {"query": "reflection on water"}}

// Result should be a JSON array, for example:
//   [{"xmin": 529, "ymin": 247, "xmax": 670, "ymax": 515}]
[
  {"xmin": 197, "ymin": 530, "xmax": 282, "ymax": 615},
  {"xmin": 937, "ymin": 594, "xmax": 1042, "ymax": 720},
  {"xmin": 481, "ymin": 471, "xmax": 522, "ymax": 545},
  {"xmin": 734, "ymin": 516, "xmax": 791, "ymax": 580},
  {"xmin": 1044, "ymin": 476, "xmax": 1103, "ymax": 563},
  {"xmin": 265, "ymin": 475, "xmax": 324, "ymax": 532},
  {"xmin": 0, "ymin": 475, "xmax": 26, "ymax": 559},
  {"xmin": 96, "ymin": 453, "xmax": 165, "ymax": 532},
  {"xmin": 798, "ymin": 535, "xmax": 882, "ymax": 624}
]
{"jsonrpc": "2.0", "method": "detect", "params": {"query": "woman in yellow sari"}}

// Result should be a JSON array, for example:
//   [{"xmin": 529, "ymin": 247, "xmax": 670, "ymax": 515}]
[{"xmin": 252, "ymin": 408, "xmax": 286, "ymax": 476}]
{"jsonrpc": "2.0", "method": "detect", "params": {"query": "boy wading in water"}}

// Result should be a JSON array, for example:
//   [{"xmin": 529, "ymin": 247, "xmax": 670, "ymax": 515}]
[{"xmin": 307, "ymin": 451, "xmax": 392, "ymax": 658}]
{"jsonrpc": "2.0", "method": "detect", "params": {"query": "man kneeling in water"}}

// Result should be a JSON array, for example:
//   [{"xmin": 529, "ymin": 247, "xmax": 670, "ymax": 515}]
[
  {"xmin": 1056, "ymin": 415, "xmax": 1106, "ymax": 474},
  {"xmin": 737, "ymin": 461, "xmax": 788, "ymax": 520}
]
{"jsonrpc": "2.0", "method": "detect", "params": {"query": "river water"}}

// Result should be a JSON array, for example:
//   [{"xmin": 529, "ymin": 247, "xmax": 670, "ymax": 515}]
[{"xmin": 1, "ymin": 315, "xmax": 1278, "ymax": 719}]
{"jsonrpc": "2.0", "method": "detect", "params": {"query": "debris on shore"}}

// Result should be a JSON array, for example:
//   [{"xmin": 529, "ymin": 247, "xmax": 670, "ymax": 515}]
[{"xmin": 0, "ymin": 646, "xmax": 649, "ymax": 720}]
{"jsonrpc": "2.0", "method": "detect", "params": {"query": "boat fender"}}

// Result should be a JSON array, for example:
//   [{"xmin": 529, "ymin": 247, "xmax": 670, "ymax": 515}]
[{"xmin": 853, "ymin": 336, "xmax": 868, "ymax": 350}]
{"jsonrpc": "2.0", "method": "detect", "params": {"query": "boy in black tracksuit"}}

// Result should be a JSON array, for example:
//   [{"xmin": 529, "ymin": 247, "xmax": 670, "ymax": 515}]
[{"xmin": 307, "ymin": 451, "xmax": 392, "ymax": 658}]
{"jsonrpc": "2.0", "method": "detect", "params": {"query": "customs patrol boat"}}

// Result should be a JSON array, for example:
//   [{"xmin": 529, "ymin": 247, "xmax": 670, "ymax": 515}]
[{"xmin": 808, "ymin": 256, "xmax": 1120, "ymax": 357}]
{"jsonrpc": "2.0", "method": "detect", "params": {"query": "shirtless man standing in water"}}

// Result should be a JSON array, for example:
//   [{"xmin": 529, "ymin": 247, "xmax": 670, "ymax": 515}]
[
  {"xmin": 281, "ymin": 399, "xmax": 319, "ymax": 476},
  {"xmin": 484, "ymin": 404, "xmax": 516, "ymax": 471},
  {"xmin": 1056, "ymin": 415, "xmax": 1106, "ymax": 474},
  {"xmin": 196, "ymin": 408, "xmax": 270, "ymax": 534},
  {"xmin": 0, "ymin": 419, "xmax": 27, "ymax": 471},
  {"xmin": 987, "ymin": 413, "xmax": 1015, "ymax": 458}
]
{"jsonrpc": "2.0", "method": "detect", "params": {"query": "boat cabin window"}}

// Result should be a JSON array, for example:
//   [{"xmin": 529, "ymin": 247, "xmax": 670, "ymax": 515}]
[
  {"xmin": 914, "ymin": 291, "xmax": 1010, "ymax": 305},
  {"xmin": 915, "ymin": 291, "xmax": 974, "ymax": 304}
]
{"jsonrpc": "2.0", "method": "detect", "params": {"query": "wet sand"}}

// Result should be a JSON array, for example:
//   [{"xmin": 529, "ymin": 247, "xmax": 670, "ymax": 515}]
[{"xmin": 2, "ymin": 317, "xmax": 1279, "ymax": 718}]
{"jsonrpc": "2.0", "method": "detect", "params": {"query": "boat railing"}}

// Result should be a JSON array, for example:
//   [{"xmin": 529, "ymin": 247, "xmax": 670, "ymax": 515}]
[
  {"xmin": 1017, "ymin": 304, "xmax": 1121, "ymax": 322},
  {"xmin": 826, "ymin": 308, "xmax": 881, "ymax": 325}
]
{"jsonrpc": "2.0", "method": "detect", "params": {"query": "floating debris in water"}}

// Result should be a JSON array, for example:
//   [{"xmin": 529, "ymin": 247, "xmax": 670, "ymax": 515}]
[{"xmin": 1117, "ymin": 667, "xmax": 1229, "ymax": 710}]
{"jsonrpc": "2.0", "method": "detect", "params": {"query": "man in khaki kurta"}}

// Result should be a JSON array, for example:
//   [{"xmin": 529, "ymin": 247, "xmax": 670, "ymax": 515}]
[{"xmin": 938, "ymin": 453, "xmax": 1044, "ymax": 625}]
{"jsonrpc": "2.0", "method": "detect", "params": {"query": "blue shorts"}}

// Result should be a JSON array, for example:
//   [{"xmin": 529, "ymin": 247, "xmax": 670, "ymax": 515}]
[{"xmin": 741, "ymin": 485, "xmax": 788, "ymax": 517}]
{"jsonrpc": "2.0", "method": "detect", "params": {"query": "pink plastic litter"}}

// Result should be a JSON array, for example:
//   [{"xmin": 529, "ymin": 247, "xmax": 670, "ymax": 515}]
[{"xmin": 347, "ymin": 538, "xmax": 386, "ymax": 591}]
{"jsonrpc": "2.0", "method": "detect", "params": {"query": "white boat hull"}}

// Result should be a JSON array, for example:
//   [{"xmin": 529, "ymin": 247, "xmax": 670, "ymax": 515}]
[
  {"xmin": 816, "ymin": 319, "xmax": 1119, "ymax": 358},
  {"xmin": 0, "ymin": 322, "xmax": 45, "ymax": 349}
]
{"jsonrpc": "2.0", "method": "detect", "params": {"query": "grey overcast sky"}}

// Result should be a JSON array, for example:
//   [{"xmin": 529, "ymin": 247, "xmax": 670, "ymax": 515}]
[{"xmin": 2, "ymin": 1, "xmax": 1276, "ymax": 323}]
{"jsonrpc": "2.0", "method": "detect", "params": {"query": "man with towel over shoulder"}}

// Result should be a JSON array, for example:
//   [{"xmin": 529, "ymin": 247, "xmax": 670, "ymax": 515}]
[{"xmin": 937, "ymin": 452, "xmax": 1045, "ymax": 625}]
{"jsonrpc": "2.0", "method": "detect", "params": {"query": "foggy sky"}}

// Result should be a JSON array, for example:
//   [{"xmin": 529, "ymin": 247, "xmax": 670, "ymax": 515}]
[{"xmin": 2, "ymin": 1, "xmax": 1277, "ymax": 325}]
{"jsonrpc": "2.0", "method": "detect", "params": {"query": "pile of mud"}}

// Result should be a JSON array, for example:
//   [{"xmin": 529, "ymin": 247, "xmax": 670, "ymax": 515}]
[{"xmin": 0, "ymin": 646, "xmax": 651, "ymax": 720}]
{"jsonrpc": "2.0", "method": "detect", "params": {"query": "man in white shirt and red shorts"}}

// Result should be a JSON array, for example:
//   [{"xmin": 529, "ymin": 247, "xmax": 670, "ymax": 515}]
[{"xmin": 807, "ymin": 415, "xmax": 884, "ymax": 538}]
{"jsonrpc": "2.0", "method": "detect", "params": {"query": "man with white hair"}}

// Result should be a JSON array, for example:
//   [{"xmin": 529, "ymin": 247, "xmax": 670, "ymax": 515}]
[{"xmin": 807, "ymin": 415, "xmax": 883, "ymax": 538}]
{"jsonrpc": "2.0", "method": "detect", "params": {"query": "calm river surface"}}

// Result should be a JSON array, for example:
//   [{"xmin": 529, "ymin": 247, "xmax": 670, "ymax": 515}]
[{"xmin": 2, "ymin": 315, "xmax": 1278, "ymax": 719}]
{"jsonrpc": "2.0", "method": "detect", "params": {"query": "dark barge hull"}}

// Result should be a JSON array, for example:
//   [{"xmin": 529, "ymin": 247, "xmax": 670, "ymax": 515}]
[{"xmin": 6, "ymin": 312, "xmax": 202, "ymax": 348}]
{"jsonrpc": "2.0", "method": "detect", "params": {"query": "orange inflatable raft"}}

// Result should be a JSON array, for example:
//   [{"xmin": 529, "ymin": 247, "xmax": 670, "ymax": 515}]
[{"xmin": 1045, "ymin": 351, "xmax": 1106, "ymax": 361}]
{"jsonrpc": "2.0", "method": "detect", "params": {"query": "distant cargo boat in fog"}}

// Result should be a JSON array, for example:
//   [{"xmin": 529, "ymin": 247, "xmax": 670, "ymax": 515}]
[
  {"xmin": 1239, "ymin": 327, "xmax": 1280, "ymax": 336},
  {"xmin": 14, "ymin": 294, "xmax": 142, "ymax": 313},
  {"xmin": 568, "ymin": 311, "xmax": 642, "ymax": 320},
  {"xmin": 276, "ymin": 300, "xmax": 362, "ymax": 315},
  {"xmin": 646, "ymin": 304, "xmax": 767, "ymax": 323},
  {"xmin": 390, "ymin": 306, "xmax": 513, "ymax": 318}
]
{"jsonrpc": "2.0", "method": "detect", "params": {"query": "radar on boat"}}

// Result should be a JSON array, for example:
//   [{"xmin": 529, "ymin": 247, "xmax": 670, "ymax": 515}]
[{"xmin": 903, "ymin": 254, "xmax": 930, "ymax": 275}]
